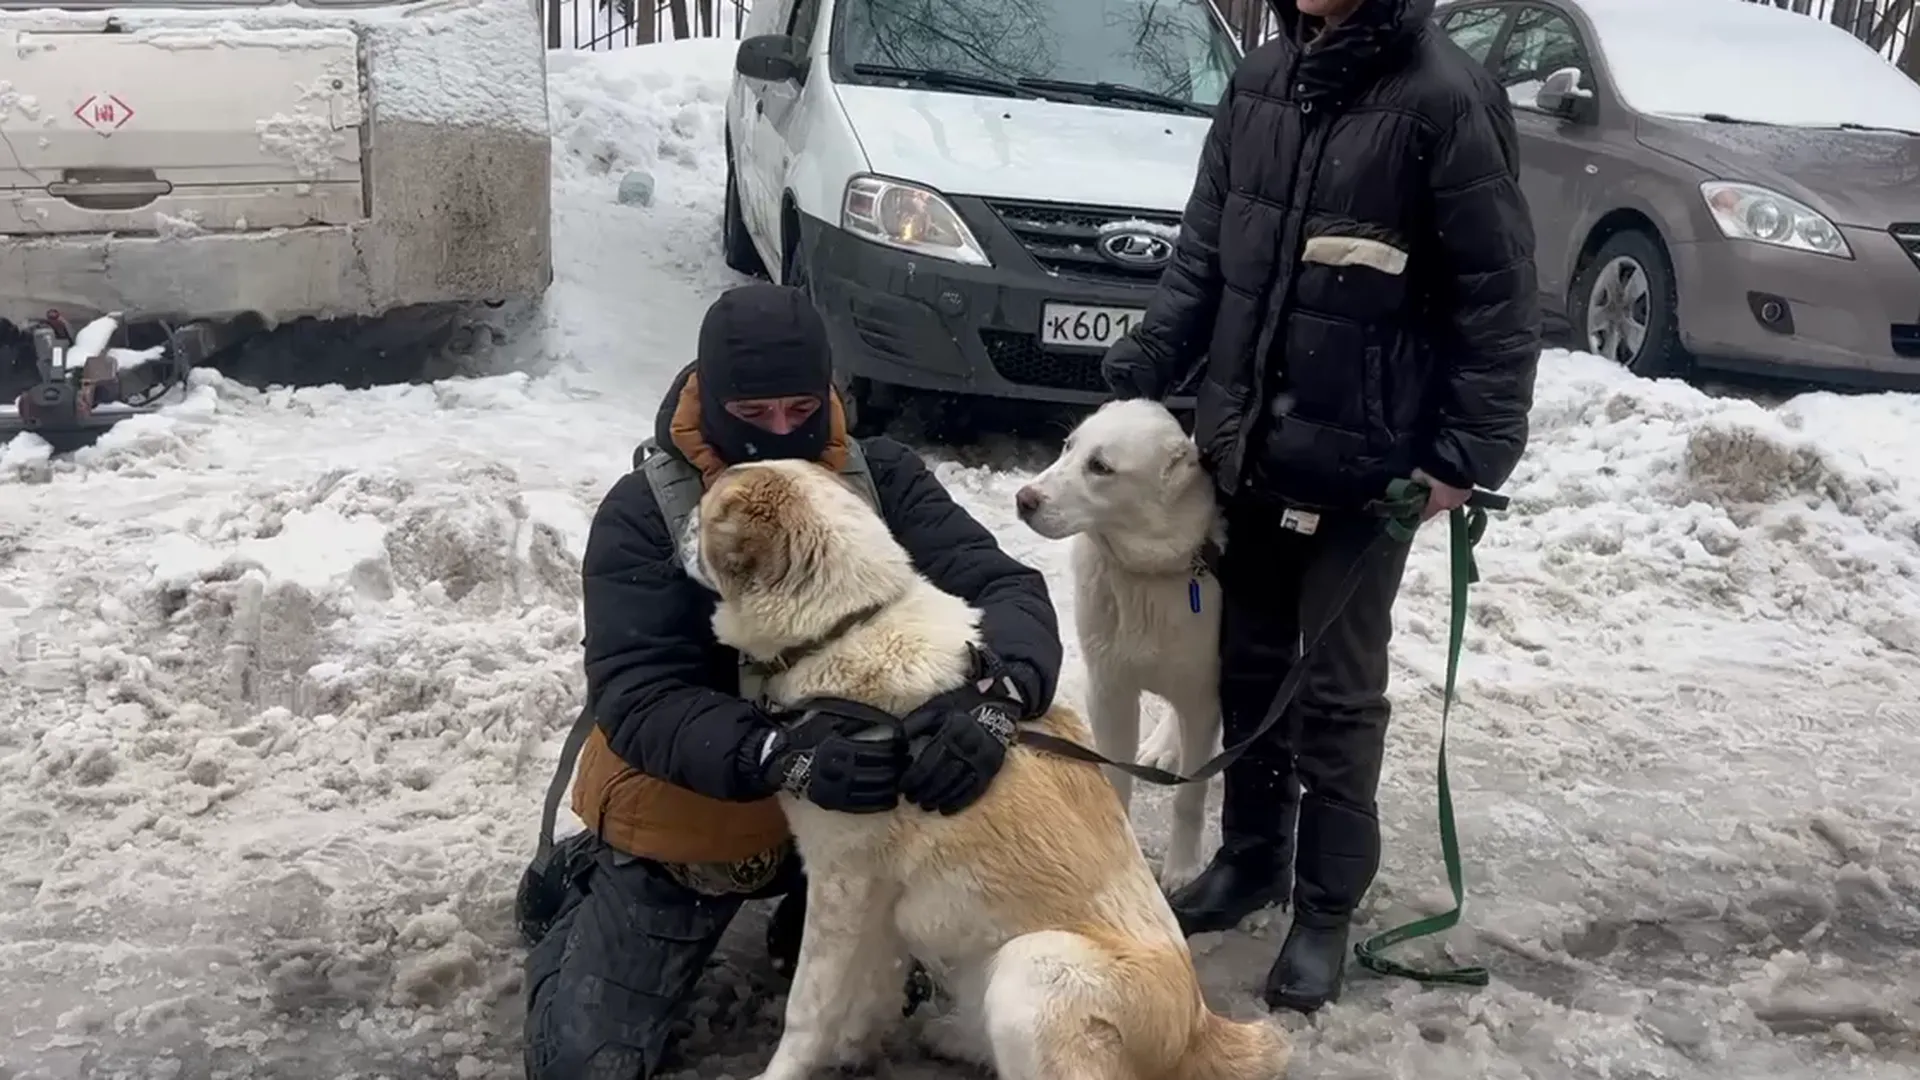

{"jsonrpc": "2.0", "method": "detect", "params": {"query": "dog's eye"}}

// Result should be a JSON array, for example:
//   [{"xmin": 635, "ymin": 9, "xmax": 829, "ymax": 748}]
[{"xmin": 1086, "ymin": 455, "xmax": 1114, "ymax": 476}]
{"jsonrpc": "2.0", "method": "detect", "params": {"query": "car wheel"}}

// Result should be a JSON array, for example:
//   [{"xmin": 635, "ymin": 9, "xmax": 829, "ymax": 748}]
[
  {"xmin": 1569, "ymin": 229, "xmax": 1688, "ymax": 377},
  {"xmin": 781, "ymin": 230, "xmax": 809, "ymax": 293},
  {"xmin": 722, "ymin": 151, "xmax": 766, "ymax": 277}
]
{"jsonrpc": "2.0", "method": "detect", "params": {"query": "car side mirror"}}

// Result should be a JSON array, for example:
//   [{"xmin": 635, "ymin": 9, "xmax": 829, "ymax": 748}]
[
  {"xmin": 1534, "ymin": 66, "xmax": 1595, "ymax": 120},
  {"xmin": 737, "ymin": 34, "xmax": 807, "ymax": 83}
]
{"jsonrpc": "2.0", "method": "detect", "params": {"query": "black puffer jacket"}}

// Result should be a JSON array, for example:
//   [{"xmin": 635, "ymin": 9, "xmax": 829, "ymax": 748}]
[
  {"xmin": 1104, "ymin": 0, "xmax": 1540, "ymax": 509},
  {"xmin": 579, "ymin": 365, "xmax": 1062, "ymax": 801}
]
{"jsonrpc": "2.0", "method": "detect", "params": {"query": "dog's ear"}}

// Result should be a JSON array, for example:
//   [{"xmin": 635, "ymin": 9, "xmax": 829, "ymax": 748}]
[
  {"xmin": 701, "ymin": 479, "xmax": 795, "ymax": 592},
  {"xmin": 1161, "ymin": 437, "xmax": 1198, "ymax": 483}
]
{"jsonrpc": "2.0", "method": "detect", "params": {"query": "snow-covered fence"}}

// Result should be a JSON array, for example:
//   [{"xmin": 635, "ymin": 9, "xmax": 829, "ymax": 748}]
[{"xmin": 544, "ymin": 0, "xmax": 751, "ymax": 50}]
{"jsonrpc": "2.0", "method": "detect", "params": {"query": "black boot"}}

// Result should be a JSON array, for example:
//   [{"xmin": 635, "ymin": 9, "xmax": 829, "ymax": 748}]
[
  {"xmin": 1262, "ymin": 794, "xmax": 1379, "ymax": 1013},
  {"xmin": 1169, "ymin": 852, "xmax": 1293, "ymax": 937},
  {"xmin": 766, "ymin": 887, "xmax": 804, "ymax": 978},
  {"xmin": 1171, "ymin": 781, "xmax": 1300, "ymax": 937},
  {"xmin": 1264, "ymin": 912, "xmax": 1352, "ymax": 1013}
]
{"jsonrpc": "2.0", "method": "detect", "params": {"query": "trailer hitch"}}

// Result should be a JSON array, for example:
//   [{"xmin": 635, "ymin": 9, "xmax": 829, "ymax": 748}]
[{"xmin": 1, "ymin": 310, "xmax": 213, "ymax": 453}]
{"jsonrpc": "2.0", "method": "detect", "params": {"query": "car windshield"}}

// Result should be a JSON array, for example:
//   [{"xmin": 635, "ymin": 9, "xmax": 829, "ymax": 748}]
[
  {"xmin": 833, "ymin": 0, "xmax": 1239, "ymax": 110},
  {"xmin": 1586, "ymin": 0, "xmax": 1920, "ymax": 133}
]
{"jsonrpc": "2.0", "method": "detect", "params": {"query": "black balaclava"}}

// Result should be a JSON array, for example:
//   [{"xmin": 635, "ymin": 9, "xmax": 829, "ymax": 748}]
[{"xmin": 696, "ymin": 283, "xmax": 834, "ymax": 464}]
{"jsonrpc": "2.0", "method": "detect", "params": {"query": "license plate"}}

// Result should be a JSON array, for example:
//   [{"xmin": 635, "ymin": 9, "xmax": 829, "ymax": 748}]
[{"xmin": 1038, "ymin": 303, "xmax": 1143, "ymax": 349}]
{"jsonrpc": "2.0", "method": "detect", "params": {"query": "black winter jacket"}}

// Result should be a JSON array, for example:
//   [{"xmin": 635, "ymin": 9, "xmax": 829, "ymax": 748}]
[
  {"xmin": 1104, "ymin": 0, "xmax": 1541, "ymax": 508},
  {"xmin": 578, "ymin": 366, "xmax": 1062, "ymax": 802}
]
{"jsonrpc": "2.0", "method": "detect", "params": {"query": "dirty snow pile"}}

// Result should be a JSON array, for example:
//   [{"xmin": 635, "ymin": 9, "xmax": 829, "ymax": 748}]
[{"xmin": 3, "ymin": 37, "xmax": 1919, "ymax": 1080}]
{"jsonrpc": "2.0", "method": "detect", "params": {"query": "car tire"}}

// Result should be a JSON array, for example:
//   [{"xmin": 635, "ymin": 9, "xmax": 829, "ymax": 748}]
[
  {"xmin": 722, "ymin": 150, "xmax": 766, "ymax": 277},
  {"xmin": 1568, "ymin": 229, "xmax": 1689, "ymax": 378}
]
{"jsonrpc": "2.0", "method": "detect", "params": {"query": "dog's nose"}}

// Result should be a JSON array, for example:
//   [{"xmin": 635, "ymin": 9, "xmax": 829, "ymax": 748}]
[{"xmin": 1014, "ymin": 485, "xmax": 1041, "ymax": 518}]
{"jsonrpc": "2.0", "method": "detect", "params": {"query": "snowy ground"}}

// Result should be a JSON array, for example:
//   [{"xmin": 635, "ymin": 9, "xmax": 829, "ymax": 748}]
[{"xmin": 5, "ymin": 38, "xmax": 1920, "ymax": 1080}]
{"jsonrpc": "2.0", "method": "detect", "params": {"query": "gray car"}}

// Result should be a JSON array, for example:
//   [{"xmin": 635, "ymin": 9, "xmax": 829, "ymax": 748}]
[{"xmin": 1434, "ymin": 0, "xmax": 1920, "ymax": 389}]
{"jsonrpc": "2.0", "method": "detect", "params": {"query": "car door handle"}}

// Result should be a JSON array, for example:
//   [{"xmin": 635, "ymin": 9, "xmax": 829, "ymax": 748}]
[{"xmin": 47, "ymin": 179, "xmax": 172, "ymax": 198}]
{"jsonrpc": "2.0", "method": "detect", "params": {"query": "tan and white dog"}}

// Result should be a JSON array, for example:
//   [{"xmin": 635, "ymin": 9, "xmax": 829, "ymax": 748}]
[
  {"xmin": 682, "ymin": 459, "xmax": 1287, "ymax": 1080},
  {"xmin": 1015, "ymin": 399, "xmax": 1225, "ymax": 894}
]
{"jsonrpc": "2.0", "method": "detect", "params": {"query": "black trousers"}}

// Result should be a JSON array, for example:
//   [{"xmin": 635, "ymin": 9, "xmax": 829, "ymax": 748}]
[
  {"xmin": 522, "ymin": 842, "xmax": 799, "ymax": 1080},
  {"xmin": 1214, "ymin": 498, "xmax": 1412, "ymax": 919}
]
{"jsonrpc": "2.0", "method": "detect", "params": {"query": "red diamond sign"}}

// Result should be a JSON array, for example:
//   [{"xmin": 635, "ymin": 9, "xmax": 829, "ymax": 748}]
[{"xmin": 74, "ymin": 94, "xmax": 134, "ymax": 136}]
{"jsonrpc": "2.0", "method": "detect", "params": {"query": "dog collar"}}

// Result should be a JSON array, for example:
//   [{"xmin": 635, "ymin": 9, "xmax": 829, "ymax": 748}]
[{"xmin": 757, "ymin": 591, "xmax": 900, "ymax": 674}]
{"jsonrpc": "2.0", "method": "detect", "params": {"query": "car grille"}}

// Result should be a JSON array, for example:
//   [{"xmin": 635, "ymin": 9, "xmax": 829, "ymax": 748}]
[
  {"xmin": 980, "ymin": 330, "xmax": 1108, "ymax": 393},
  {"xmin": 1893, "ymin": 224, "xmax": 1920, "ymax": 271},
  {"xmin": 983, "ymin": 199, "xmax": 1183, "ymax": 284}
]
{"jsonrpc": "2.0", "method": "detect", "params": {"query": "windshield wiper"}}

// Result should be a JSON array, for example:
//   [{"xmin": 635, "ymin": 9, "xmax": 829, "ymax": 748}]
[
  {"xmin": 1695, "ymin": 114, "xmax": 1920, "ymax": 137},
  {"xmin": 1014, "ymin": 77, "xmax": 1212, "ymax": 116},
  {"xmin": 848, "ymin": 63, "xmax": 1036, "ymax": 99}
]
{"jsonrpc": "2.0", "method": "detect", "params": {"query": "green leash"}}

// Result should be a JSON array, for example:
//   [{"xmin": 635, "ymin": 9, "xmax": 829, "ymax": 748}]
[{"xmin": 1352, "ymin": 478, "xmax": 1493, "ymax": 988}]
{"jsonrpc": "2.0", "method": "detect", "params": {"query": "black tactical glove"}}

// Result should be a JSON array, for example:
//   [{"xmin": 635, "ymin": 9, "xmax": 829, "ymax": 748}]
[
  {"xmin": 741, "ymin": 706, "xmax": 908, "ymax": 814},
  {"xmin": 898, "ymin": 648, "xmax": 1025, "ymax": 816}
]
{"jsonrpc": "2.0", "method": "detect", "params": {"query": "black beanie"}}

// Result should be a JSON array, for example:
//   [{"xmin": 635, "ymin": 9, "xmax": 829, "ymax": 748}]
[{"xmin": 696, "ymin": 284, "xmax": 834, "ymax": 464}]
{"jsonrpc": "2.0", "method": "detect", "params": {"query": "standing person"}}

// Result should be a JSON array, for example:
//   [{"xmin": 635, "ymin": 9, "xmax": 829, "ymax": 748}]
[
  {"xmin": 520, "ymin": 283, "xmax": 1061, "ymax": 1079},
  {"xmin": 1101, "ymin": 0, "xmax": 1540, "ymax": 1014}
]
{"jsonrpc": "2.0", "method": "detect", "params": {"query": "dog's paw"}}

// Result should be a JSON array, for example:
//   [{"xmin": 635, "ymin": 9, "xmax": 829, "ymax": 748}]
[
  {"xmin": 1137, "ymin": 719, "xmax": 1182, "ymax": 773},
  {"xmin": 1159, "ymin": 853, "xmax": 1205, "ymax": 895}
]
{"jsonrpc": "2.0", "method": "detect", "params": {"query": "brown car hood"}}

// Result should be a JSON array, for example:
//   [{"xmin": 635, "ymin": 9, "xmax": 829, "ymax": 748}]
[{"xmin": 1636, "ymin": 117, "xmax": 1920, "ymax": 228}]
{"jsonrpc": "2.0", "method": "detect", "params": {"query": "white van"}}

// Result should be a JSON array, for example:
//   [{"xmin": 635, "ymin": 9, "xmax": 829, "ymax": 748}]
[{"xmin": 722, "ymin": 0, "xmax": 1241, "ymax": 429}]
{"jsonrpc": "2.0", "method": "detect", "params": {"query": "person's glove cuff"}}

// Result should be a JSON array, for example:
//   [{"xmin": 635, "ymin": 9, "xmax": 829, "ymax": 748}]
[{"xmin": 735, "ymin": 727, "xmax": 791, "ymax": 799}]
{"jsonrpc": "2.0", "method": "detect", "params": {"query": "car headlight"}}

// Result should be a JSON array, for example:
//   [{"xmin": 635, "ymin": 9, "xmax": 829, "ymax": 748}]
[
  {"xmin": 1700, "ymin": 180, "xmax": 1852, "ymax": 259},
  {"xmin": 841, "ymin": 176, "xmax": 991, "ymax": 267}
]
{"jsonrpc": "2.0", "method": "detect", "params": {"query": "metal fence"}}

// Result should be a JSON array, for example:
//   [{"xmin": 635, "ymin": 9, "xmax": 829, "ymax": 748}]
[
  {"xmin": 545, "ymin": 0, "xmax": 752, "ymax": 49},
  {"xmin": 1764, "ymin": 0, "xmax": 1918, "ymax": 70}
]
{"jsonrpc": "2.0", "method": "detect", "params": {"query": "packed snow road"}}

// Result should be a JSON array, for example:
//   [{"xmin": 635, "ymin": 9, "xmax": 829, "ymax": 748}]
[{"xmin": 4, "ymin": 40, "xmax": 1919, "ymax": 1080}]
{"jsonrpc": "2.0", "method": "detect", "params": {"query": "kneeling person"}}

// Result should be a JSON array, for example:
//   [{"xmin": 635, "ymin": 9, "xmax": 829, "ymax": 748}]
[{"xmin": 520, "ymin": 283, "xmax": 1062, "ymax": 1080}]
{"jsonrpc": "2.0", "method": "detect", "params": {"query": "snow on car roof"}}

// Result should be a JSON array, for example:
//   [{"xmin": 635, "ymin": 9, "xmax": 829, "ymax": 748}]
[{"xmin": 1566, "ymin": 0, "xmax": 1920, "ymax": 131}]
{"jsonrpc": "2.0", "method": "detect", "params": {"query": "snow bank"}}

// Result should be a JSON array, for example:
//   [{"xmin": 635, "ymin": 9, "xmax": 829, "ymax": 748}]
[{"xmin": 1463, "ymin": 352, "xmax": 1920, "ymax": 683}]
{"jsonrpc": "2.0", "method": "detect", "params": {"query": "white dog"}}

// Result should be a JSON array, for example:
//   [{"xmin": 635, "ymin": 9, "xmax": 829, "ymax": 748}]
[
  {"xmin": 682, "ymin": 459, "xmax": 1287, "ymax": 1080},
  {"xmin": 1015, "ymin": 398, "xmax": 1224, "ymax": 893}
]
